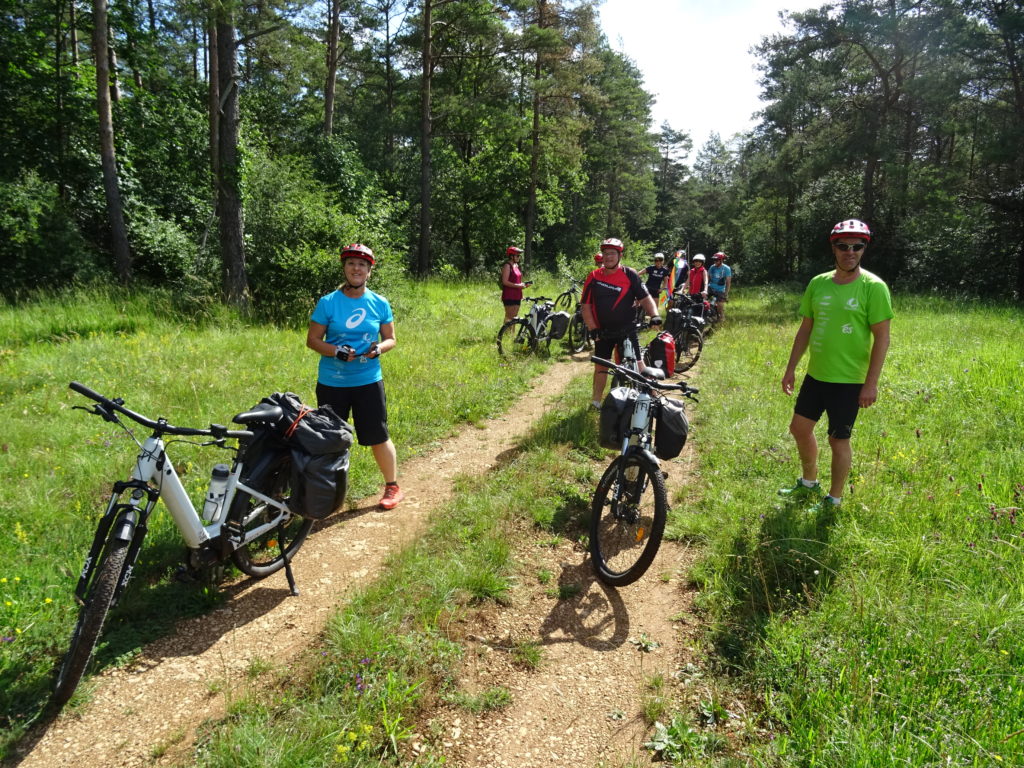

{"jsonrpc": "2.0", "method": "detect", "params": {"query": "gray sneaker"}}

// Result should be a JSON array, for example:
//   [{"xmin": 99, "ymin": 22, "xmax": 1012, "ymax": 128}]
[{"xmin": 778, "ymin": 479, "xmax": 823, "ymax": 499}]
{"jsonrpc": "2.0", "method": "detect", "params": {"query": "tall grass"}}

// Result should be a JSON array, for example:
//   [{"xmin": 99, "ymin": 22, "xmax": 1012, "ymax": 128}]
[
  {"xmin": 675, "ymin": 288, "xmax": 1024, "ymax": 765},
  {"xmin": 0, "ymin": 275, "xmax": 566, "ymax": 755}
]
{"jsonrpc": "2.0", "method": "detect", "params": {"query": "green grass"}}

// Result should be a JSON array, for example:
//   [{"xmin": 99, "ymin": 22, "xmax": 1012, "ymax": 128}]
[
  {"xmin": 0, "ymin": 276, "xmax": 567, "ymax": 755},
  {"xmin": 672, "ymin": 288, "xmax": 1024, "ymax": 765}
]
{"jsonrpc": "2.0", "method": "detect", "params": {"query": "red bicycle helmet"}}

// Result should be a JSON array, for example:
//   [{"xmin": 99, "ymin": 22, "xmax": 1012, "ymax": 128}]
[
  {"xmin": 830, "ymin": 219, "xmax": 871, "ymax": 242},
  {"xmin": 600, "ymin": 237, "xmax": 624, "ymax": 253},
  {"xmin": 506, "ymin": 246, "xmax": 524, "ymax": 256},
  {"xmin": 713, "ymin": 251, "xmax": 726, "ymax": 261},
  {"xmin": 341, "ymin": 243, "xmax": 375, "ymax": 265}
]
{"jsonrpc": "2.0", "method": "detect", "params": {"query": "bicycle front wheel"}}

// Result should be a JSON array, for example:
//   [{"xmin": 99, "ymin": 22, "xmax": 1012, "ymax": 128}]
[
  {"xmin": 590, "ymin": 454, "xmax": 667, "ymax": 587},
  {"xmin": 497, "ymin": 319, "xmax": 536, "ymax": 358},
  {"xmin": 229, "ymin": 457, "xmax": 313, "ymax": 578},
  {"xmin": 52, "ymin": 533, "xmax": 129, "ymax": 708},
  {"xmin": 567, "ymin": 311, "xmax": 589, "ymax": 353},
  {"xmin": 675, "ymin": 327, "xmax": 703, "ymax": 372}
]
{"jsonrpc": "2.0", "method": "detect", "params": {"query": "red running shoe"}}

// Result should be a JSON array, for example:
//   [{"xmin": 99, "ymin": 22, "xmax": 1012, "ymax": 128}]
[{"xmin": 379, "ymin": 484, "xmax": 404, "ymax": 510}]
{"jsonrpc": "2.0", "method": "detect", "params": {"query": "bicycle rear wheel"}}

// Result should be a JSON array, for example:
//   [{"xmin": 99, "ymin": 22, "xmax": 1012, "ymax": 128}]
[
  {"xmin": 497, "ymin": 318, "xmax": 536, "ymax": 358},
  {"xmin": 52, "ymin": 532, "xmax": 129, "ymax": 708},
  {"xmin": 229, "ymin": 456, "xmax": 313, "ymax": 578},
  {"xmin": 675, "ymin": 327, "xmax": 703, "ymax": 372},
  {"xmin": 590, "ymin": 453, "xmax": 667, "ymax": 587},
  {"xmin": 553, "ymin": 290, "xmax": 574, "ymax": 312}
]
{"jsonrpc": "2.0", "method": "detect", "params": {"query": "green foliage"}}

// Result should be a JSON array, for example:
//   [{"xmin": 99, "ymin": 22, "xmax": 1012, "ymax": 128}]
[{"xmin": 0, "ymin": 172, "xmax": 98, "ymax": 297}]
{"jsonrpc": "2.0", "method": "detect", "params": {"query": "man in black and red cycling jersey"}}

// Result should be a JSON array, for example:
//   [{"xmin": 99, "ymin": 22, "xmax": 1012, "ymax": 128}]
[{"xmin": 581, "ymin": 237, "xmax": 661, "ymax": 409}]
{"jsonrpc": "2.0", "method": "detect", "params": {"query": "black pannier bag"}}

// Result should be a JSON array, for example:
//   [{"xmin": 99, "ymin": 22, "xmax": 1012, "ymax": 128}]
[
  {"xmin": 653, "ymin": 397, "xmax": 689, "ymax": 460},
  {"xmin": 248, "ymin": 392, "xmax": 354, "ymax": 520},
  {"xmin": 599, "ymin": 387, "xmax": 637, "ymax": 450},
  {"xmin": 546, "ymin": 311, "xmax": 571, "ymax": 340},
  {"xmin": 665, "ymin": 307, "xmax": 684, "ymax": 337}
]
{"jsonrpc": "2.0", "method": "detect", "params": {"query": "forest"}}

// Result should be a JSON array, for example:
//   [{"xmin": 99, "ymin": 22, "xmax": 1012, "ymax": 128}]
[{"xmin": 2, "ymin": 0, "xmax": 1022, "ymax": 319}]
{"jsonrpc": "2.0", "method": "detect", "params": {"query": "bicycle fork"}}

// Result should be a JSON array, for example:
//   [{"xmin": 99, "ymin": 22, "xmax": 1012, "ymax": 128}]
[{"xmin": 75, "ymin": 480, "xmax": 157, "ymax": 607}]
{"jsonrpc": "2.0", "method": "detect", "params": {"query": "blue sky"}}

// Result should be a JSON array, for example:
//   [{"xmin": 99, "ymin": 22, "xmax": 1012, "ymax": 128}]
[{"xmin": 598, "ymin": 0, "xmax": 820, "ymax": 158}]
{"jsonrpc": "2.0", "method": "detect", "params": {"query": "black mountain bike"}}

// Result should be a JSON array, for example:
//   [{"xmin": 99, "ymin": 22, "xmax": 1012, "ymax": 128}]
[{"xmin": 590, "ymin": 357, "xmax": 698, "ymax": 586}]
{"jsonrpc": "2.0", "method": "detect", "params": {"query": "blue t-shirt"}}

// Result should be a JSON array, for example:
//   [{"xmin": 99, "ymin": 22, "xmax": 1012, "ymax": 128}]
[
  {"xmin": 311, "ymin": 288, "xmax": 394, "ymax": 388},
  {"xmin": 708, "ymin": 264, "xmax": 732, "ymax": 292}
]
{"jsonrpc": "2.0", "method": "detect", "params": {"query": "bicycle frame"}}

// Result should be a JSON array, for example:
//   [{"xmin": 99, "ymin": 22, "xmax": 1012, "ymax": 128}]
[{"xmin": 74, "ymin": 432, "xmax": 289, "ymax": 604}]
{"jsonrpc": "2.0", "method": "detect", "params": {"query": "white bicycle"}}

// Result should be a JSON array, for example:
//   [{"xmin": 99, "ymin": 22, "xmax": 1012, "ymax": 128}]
[{"xmin": 52, "ymin": 382, "xmax": 312, "ymax": 708}]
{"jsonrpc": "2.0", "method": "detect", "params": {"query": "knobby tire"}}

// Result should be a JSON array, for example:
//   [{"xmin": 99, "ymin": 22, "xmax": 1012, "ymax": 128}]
[
  {"xmin": 567, "ymin": 311, "xmax": 589, "ymax": 354},
  {"xmin": 590, "ymin": 454, "xmax": 668, "ymax": 587},
  {"xmin": 497, "ymin": 318, "xmax": 536, "ymax": 358},
  {"xmin": 52, "ymin": 534, "xmax": 130, "ymax": 708},
  {"xmin": 675, "ymin": 327, "xmax": 703, "ymax": 372}
]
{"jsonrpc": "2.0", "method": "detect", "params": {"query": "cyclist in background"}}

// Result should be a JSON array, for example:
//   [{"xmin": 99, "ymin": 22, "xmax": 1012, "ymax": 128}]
[
  {"xmin": 639, "ymin": 253, "xmax": 671, "ymax": 305},
  {"xmin": 306, "ymin": 243, "xmax": 404, "ymax": 510},
  {"xmin": 779, "ymin": 219, "xmax": 893, "ymax": 514},
  {"xmin": 500, "ymin": 246, "xmax": 531, "ymax": 323},
  {"xmin": 708, "ymin": 252, "xmax": 733, "ymax": 320},
  {"xmin": 581, "ymin": 237, "xmax": 661, "ymax": 410}
]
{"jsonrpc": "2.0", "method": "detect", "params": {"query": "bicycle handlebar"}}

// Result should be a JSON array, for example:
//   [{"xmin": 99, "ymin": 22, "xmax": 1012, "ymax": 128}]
[
  {"xmin": 588, "ymin": 359, "xmax": 699, "ymax": 397},
  {"xmin": 524, "ymin": 296, "xmax": 554, "ymax": 303},
  {"xmin": 597, "ymin": 316, "xmax": 662, "ymax": 341},
  {"xmin": 69, "ymin": 381, "xmax": 253, "ymax": 439}
]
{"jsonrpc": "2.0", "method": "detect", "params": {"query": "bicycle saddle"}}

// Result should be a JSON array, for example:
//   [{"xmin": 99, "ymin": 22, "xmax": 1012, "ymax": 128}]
[
  {"xmin": 643, "ymin": 367, "xmax": 666, "ymax": 381},
  {"xmin": 232, "ymin": 404, "xmax": 284, "ymax": 425}
]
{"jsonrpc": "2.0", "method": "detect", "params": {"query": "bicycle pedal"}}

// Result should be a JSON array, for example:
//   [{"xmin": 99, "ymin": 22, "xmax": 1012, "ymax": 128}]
[{"xmin": 223, "ymin": 518, "xmax": 245, "ymax": 545}]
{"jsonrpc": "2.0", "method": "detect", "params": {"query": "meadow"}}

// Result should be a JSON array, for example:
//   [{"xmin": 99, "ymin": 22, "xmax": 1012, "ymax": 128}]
[
  {"xmin": 1, "ymin": 280, "xmax": 1022, "ymax": 766},
  {"xmin": 0, "ymin": 278, "xmax": 550, "ymax": 753},
  {"xmin": 676, "ymin": 288, "xmax": 1024, "ymax": 765}
]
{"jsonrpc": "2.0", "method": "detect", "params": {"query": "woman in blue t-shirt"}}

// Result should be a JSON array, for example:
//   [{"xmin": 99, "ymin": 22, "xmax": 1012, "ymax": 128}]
[{"xmin": 306, "ymin": 243, "xmax": 403, "ymax": 510}]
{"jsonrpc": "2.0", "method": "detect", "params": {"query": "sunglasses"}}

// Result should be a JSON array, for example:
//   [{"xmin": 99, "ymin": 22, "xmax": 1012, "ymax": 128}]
[{"xmin": 833, "ymin": 242, "xmax": 866, "ymax": 253}]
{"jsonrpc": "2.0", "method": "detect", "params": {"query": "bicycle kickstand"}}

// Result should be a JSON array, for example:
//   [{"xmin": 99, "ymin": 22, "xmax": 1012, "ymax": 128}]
[{"xmin": 277, "ymin": 521, "xmax": 300, "ymax": 596}]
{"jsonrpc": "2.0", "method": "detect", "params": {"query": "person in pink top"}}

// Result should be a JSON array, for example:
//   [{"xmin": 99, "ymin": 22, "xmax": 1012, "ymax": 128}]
[{"xmin": 500, "ymin": 246, "xmax": 531, "ymax": 323}]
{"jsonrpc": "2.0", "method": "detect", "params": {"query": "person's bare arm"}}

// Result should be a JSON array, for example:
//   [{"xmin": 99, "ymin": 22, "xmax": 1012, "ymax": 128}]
[
  {"xmin": 781, "ymin": 317, "xmax": 814, "ymax": 395},
  {"xmin": 859, "ymin": 319, "xmax": 891, "ymax": 407}
]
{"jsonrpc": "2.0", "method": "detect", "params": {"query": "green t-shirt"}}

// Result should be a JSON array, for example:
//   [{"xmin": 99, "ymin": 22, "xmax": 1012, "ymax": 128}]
[{"xmin": 799, "ymin": 269, "xmax": 894, "ymax": 383}]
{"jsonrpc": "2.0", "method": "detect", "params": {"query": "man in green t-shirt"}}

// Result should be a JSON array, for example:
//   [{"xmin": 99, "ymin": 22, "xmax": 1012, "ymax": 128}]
[{"xmin": 779, "ymin": 219, "xmax": 894, "ymax": 512}]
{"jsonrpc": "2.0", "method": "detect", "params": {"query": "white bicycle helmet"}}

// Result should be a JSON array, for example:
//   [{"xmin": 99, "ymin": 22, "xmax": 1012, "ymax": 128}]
[{"xmin": 830, "ymin": 219, "xmax": 871, "ymax": 242}]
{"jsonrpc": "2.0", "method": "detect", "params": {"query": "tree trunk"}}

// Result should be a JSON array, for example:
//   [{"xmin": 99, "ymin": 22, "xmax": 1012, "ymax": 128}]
[
  {"xmin": 216, "ymin": 14, "xmax": 248, "ymax": 307},
  {"xmin": 324, "ymin": 0, "xmax": 340, "ymax": 136},
  {"xmin": 417, "ymin": 0, "xmax": 432, "ymax": 276},
  {"xmin": 107, "ymin": 25, "xmax": 121, "ymax": 101},
  {"xmin": 92, "ymin": 0, "xmax": 132, "ymax": 282},
  {"xmin": 207, "ymin": 18, "xmax": 219, "ymax": 189},
  {"xmin": 524, "ymin": 0, "xmax": 545, "ymax": 270},
  {"xmin": 69, "ymin": 0, "xmax": 79, "ymax": 67}
]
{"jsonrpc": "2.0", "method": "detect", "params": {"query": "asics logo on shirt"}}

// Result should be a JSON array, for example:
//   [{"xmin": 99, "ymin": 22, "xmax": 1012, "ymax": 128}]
[{"xmin": 346, "ymin": 308, "xmax": 367, "ymax": 328}]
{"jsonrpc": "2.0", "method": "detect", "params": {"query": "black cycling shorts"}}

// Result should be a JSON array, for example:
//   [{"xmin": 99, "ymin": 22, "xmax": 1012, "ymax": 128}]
[
  {"xmin": 593, "ymin": 331, "xmax": 642, "ymax": 369},
  {"xmin": 794, "ymin": 374, "xmax": 862, "ymax": 440},
  {"xmin": 502, "ymin": 298, "xmax": 522, "ymax": 307},
  {"xmin": 316, "ymin": 380, "xmax": 389, "ymax": 446}
]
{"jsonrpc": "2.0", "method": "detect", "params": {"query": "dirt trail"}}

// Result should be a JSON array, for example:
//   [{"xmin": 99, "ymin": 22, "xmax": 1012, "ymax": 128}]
[{"xmin": 14, "ymin": 357, "xmax": 717, "ymax": 768}]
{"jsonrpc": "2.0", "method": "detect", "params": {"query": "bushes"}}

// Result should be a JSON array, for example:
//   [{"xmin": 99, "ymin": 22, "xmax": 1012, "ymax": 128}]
[{"xmin": 0, "ymin": 171, "xmax": 98, "ymax": 298}]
